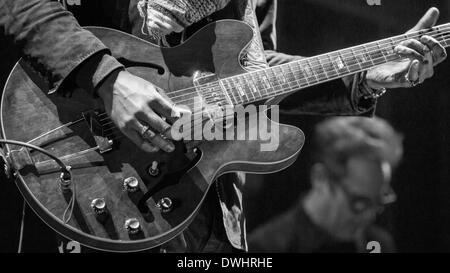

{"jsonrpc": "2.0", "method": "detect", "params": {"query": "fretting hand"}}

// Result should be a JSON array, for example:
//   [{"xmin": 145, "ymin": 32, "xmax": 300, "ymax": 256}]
[{"xmin": 365, "ymin": 7, "xmax": 447, "ymax": 89}]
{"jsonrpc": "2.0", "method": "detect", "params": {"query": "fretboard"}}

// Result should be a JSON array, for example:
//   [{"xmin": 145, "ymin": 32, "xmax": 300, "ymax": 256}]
[{"xmin": 222, "ymin": 23, "xmax": 450, "ymax": 105}]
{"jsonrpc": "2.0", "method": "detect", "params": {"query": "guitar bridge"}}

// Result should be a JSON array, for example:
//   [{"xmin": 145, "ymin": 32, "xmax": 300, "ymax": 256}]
[{"xmin": 82, "ymin": 110, "xmax": 114, "ymax": 154}]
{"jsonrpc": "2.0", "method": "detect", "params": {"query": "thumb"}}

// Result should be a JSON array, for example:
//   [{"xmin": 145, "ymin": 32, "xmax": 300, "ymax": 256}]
[{"xmin": 408, "ymin": 7, "xmax": 440, "ymax": 33}]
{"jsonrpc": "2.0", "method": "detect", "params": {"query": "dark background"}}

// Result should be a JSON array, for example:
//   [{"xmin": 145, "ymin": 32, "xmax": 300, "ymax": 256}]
[{"xmin": 1, "ymin": 0, "xmax": 450, "ymax": 252}]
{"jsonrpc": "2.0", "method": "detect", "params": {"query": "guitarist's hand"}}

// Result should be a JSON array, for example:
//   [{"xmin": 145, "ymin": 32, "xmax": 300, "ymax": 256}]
[
  {"xmin": 97, "ymin": 69, "xmax": 180, "ymax": 153},
  {"xmin": 365, "ymin": 7, "xmax": 447, "ymax": 89}
]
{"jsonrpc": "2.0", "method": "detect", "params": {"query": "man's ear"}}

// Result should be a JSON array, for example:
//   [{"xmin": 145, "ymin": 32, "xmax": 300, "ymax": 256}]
[{"xmin": 310, "ymin": 163, "xmax": 329, "ymax": 192}]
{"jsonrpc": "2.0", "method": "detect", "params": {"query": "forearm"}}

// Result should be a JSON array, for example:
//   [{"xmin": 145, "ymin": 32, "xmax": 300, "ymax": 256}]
[{"xmin": 0, "ymin": 0, "xmax": 123, "ymax": 94}]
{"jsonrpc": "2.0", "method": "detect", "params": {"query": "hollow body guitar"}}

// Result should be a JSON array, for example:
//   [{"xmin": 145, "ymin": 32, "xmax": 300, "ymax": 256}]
[
  {"xmin": 3, "ymin": 19, "xmax": 450, "ymax": 252},
  {"xmin": 1, "ymin": 20, "xmax": 304, "ymax": 252}
]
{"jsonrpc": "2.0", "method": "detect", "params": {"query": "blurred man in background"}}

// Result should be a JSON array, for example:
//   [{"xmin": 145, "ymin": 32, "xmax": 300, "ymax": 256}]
[{"xmin": 249, "ymin": 116, "xmax": 403, "ymax": 253}]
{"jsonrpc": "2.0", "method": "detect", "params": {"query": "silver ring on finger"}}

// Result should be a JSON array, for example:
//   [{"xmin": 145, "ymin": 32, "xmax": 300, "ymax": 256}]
[
  {"xmin": 404, "ymin": 74, "xmax": 419, "ymax": 87},
  {"xmin": 430, "ymin": 49, "xmax": 436, "ymax": 64},
  {"xmin": 141, "ymin": 125, "xmax": 156, "ymax": 140}
]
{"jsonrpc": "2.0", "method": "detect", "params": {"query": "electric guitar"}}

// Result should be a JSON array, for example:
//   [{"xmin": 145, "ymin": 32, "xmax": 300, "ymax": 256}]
[{"xmin": 1, "ymin": 19, "xmax": 449, "ymax": 252}]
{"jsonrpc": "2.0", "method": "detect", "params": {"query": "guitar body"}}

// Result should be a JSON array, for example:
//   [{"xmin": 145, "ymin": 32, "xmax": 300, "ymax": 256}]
[{"xmin": 0, "ymin": 20, "xmax": 304, "ymax": 252}]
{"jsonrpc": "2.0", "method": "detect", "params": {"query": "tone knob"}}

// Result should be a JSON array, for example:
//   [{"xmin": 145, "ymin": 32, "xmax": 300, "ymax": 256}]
[
  {"xmin": 90, "ymin": 198, "xmax": 107, "ymax": 215},
  {"xmin": 124, "ymin": 218, "xmax": 141, "ymax": 234},
  {"xmin": 156, "ymin": 197, "xmax": 173, "ymax": 213},
  {"xmin": 148, "ymin": 161, "xmax": 160, "ymax": 177},
  {"xmin": 123, "ymin": 177, "xmax": 139, "ymax": 193}
]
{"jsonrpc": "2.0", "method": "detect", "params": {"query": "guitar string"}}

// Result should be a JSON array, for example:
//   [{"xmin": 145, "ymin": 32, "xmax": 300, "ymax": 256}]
[
  {"xmin": 93, "ymin": 29, "xmax": 450, "ymax": 111},
  {"xmin": 94, "ymin": 33, "xmax": 450, "ymax": 124},
  {"xmin": 42, "ymin": 34, "xmax": 450, "ymax": 159},
  {"xmin": 95, "ymin": 33, "xmax": 450, "ymax": 137},
  {"xmin": 90, "ymin": 27, "xmax": 450, "ymax": 108},
  {"xmin": 91, "ymin": 30, "xmax": 450, "ymax": 127},
  {"xmin": 122, "ymin": 26, "xmax": 450, "ymax": 102}
]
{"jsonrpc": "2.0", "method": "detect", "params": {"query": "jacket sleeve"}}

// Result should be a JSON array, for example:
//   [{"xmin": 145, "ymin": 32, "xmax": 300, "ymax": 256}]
[
  {"xmin": 256, "ymin": 0, "xmax": 376, "ymax": 116},
  {"xmin": 0, "ymin": 0, "xmax": 123, "ymax": 94}
]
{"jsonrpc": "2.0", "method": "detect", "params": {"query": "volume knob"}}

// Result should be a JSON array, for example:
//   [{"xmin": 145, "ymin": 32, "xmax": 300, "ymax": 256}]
[
  {"xmin": 124, "ymin": 218, "xmax": 141, "ymax": 234},
  {"xmin": 156, "ymin": 197, "xmax": 173, "ymax": 213},
  {"xmin": 90, "ymin": 198, "xmax": 107, "ymax": 215},
  {"xmin": 123, "ymin": 177, "xmax": 139, "ymax": 193}
]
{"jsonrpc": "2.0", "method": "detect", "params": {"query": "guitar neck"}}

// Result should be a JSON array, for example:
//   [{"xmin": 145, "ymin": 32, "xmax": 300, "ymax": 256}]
[{"xmin": 222, "ymin": 22, "xmax": 450, "ymax": 105}]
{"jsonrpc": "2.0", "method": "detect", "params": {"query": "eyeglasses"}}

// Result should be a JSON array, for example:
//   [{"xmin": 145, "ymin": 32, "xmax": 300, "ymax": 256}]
[{"xmin": 337, "ymin": 182, "xmax": 397, "ymax": 215}]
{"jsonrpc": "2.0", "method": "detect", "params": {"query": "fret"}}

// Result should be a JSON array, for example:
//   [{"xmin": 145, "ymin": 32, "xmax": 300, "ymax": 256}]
[
  {"xmin": 378, "ymin": 39, "xmax": 396, "ymax": 61},
  {"xmin": 254, "ymin": 71, "xmax": 269, "ymax": 95},
  {"xmin": 391, "ymin": 35, "xmax": 403, "ymax": 47},
  {"xmin": 246, "ymin": 73, "xmax": 263, "ymax": 99},
  {"xmin": 367, "ymin": 42, "xmax": 385, "ymax": 64},
  {"xmin": 376, "ymin": 41, "xmax": 388, "ymax": 62},
  {"xmin": 319, "ymin": 55, "xmax": 336, "ymax": 78},
  {"xmin": 404, "ymin": 33, "xmax": 413, "ymax": 42},
  {"xmin": 309, "ymin": 57, "xmax": 328, "ymax": 81},
  {"xmin": 303, "ymin": 59, "xmax": 319, "ymax": 84},
  {"xmin": 266, "ymin": 68, "xmax": 280, "ymax": 91},
  {"xmin": 361, "ymin": 45, "xmax": 376, "ymax": 66},
  {"xmin": 353, "ymin": 46, "xmax": 368, "ymax": 68},
  {"xmin": 327, "ymin": 52, "xmax": 342, "ymax": 77},
  {"xmin": 435, "ymin": 26, "xmax": 449, "ymax": 47},
  {"xmin": 221, "ymin": 79, "xmax": 238, "ymax": 105},
  {"xmin": 337, "ymin": 51, "xmax": 351, "ymax": 73},
  {"xmin": 233, "ymin": 77, "xmax": 247, "ymax": 101},
  {"xmin": 239, "ymin": 75, "xmax": 255, "ymax": 101},
  {"xmin": 349, "ymin": 48, "xmax": 363, "ymax": 70},
  {"xmin": 287, "ymin": 62, "xmax": 306, "ymax": 87},
  {"xmin": 251, "ymin": 71, "xmax": 268, "ymax": 98},
  {"xmin": 273, "ymin": 66, "xmax": 290, "ymax": 88},
  {"xmin": 281, "ymin": 64, "xmax": 299, "ymax": 89},
  {"xmin": 388, "ymin": 37, "xmax": 402, "ymax": 62},
  {"xmin": 388, "ymin": 37, "xmax": 397, "ymax": 51},
  {"xmin": 295, "ymin": 61, "xmax": 311, "ymax": 86},
  {"xmin": 261, "ymin": 70, "xmax": 274, "ymax": 91},
  {"xmin": 341, "ymin": 49, "xmax": 359, "ymax": 72}
]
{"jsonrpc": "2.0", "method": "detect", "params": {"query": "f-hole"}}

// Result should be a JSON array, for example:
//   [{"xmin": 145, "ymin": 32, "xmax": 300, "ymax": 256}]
[{"xmin": 116, "ymin": 57, "xmax": 165, "ymax": 75}]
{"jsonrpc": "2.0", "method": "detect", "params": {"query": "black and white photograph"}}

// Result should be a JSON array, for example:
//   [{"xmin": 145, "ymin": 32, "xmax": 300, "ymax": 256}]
[{"xmin": 1, "ymin": 0, "xmax": 450, "ymax": 266}]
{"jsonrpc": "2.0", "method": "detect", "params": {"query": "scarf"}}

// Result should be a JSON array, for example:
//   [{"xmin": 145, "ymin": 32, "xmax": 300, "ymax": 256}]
[{"xmin": 137, "ymin": 0, "xmax": 231, "ymax": 40}]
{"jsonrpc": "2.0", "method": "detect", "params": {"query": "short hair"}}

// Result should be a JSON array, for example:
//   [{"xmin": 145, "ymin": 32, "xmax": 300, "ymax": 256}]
[{"xmin": 312, "ymin": 116, "xmax": 403, "ymax": 180}]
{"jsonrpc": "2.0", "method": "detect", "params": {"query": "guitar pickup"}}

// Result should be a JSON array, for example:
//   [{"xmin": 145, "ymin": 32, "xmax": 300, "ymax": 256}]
[{"xmin": 82, "ymin": 110, "xmax": 114, "ymax": 154}]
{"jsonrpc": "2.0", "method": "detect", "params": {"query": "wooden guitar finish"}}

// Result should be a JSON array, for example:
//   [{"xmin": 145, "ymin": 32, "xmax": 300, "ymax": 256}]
[{"xmin": 0, "ymin": 20, "xmax": 304, "ymax": 252}]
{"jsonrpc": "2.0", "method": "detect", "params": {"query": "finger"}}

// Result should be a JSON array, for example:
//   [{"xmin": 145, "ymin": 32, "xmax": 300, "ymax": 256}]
[
  {"xmin": 125, "ymin": 130, "xmax": 160, "ymax": 153},
  {"xmin": 420, "ymin": 35, "xmax": 447, "ymax": 65},
  {"xmin": 134, "ymin": 121, "xmax": 175, "ymax": 153},
  {"xmin": 136, "ymin": 108, "xmax": 176, "ymax": 142},
  {"xmin": 149, "ymin": 91, "xmax": 182, "ymax": 121},
  {"xmin": 146, "ymin": 133, "xmax": 175, "ymax": 153},
  {"xmin": 150, "ymin": 10, "xmax": 184, "ymax": 33},
  {"xmin": 147, "ymin": 9, "xmax": 183, "ymax": 33},
  {"xmin": 394, "ymin": 45, "xmax": 426, "ymax": 62},
  {"xmin": 399, "ymin": 39, "xmax": 429, "ymax": 55},
  {"xmin": 136, "ymin": 107, "xmax": 171, "ymax": 132},
  {"xmin": 407, "ymin": 59, "xmax": 420, "ymax": 84},
  {"xmin": 408, "ymin": 7, "xmax": 439, "ymax": 32},
  {"xmin": 418, "ymin": 49, "xmax": 434, "ymax": 81}
]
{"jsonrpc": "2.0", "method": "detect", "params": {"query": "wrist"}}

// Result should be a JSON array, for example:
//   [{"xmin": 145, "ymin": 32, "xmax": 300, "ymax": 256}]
[
  {"xmin": 359, "ymin": 71, "xmax": 387, "ymax": 99},
  {"xmin": 97, "ymin": 68, "xmax": 124, "ymax": 101}
]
